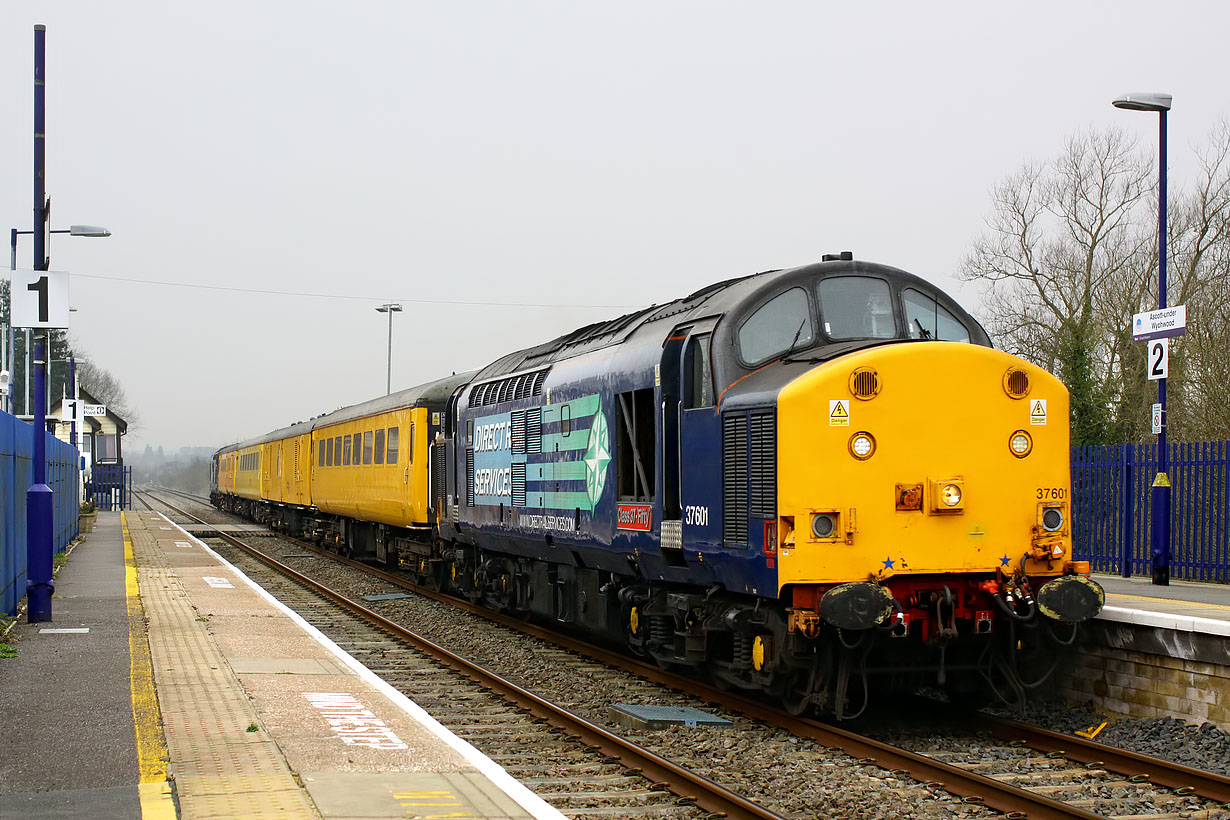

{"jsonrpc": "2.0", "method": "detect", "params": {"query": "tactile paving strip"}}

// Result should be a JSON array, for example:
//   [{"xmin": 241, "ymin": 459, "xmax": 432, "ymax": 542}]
[{"xmin": 129, "ymin": 516, "xmax": 320, "ymax": 819}]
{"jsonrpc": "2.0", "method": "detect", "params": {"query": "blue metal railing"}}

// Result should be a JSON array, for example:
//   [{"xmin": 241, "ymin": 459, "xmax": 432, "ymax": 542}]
[
  {"xmin": 1, "ymin": 410, "xmax": 82, "ymax": 616},
  {"xmin": 1072, "ymin": 441, "xmax": 1229, "ymax": 581}
]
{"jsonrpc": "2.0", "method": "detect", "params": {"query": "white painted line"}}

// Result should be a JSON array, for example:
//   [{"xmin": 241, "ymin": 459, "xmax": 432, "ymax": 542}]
[
  {"xmin": 174, "ymin": 541, "xmax": 193, "ymax": 549},
  {"xmin": 40, "ymin": 628, "xmax": 89, "ymax": 634},
  {"xmin": 153, "ymin": 512, "xmax": 568, "ymax": 820},
  {"xmin": 203, "ymin": 576, "xmax": 235, "ymax": 589},
  {"xmin": 1099, "ymin": 605, "xmax": 1230, "ymax": 637}
]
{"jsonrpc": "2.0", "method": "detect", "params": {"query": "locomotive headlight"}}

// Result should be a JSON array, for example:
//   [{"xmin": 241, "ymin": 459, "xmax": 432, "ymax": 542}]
[
  {"xmin": 1042, "ymin": 506, "xmax": 1064, "ymax": 532},
  {"xmin": 1009, "ymin": 430, "xmax": 1032, "ymax": 458},
  {"xmin": 941, "ymin": 483, "xmax": 963, "ymax": 507},
  {"xmin": 812, "ymin": 513, "xmax": 837, "ymax": 539},
  {"xmin": 848, "ymin": 432, "xmax": 876, "ymax": 460}
]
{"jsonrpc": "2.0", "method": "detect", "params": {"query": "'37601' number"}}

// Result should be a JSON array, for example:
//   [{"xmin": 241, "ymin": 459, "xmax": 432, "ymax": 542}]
[
  {"xmin": 685, "ymin": 505, "xmax": 709, "ymax": 526},
  {"xmin": 1036, "ymin": 487, "xmax": 1066, "ymax": 500}
]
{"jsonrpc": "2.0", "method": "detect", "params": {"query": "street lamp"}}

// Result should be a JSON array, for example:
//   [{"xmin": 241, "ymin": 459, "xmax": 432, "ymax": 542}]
[
  {"xmin": 375, "ymin": 303, "xmax": 403, "ymax": 395},
  {"xmin": 6, "ymin": 224, "xmax": 110, "ymax": 415},
  {"xmin": 1113, "ymin": 91, "xmax": 1172, "ymax": 586}
]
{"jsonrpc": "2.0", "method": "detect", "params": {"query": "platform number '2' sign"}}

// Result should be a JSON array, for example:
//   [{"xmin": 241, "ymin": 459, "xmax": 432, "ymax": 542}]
[
  {"xmin": 1147, "ymin": 338, "xmax": 1169, "ymax": 381},
  {"xmin": 9, "ymin": 270, "xmax": 71, "ymax": 329}
]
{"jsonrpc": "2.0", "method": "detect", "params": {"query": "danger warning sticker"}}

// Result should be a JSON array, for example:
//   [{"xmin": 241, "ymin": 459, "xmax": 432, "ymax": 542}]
[
  {"xmin": 1029, "ymin": 399, "xmax": 1048, "ymax": 426},
  {"xmin": 829, "ymin": 399, "xmax": 850, "ymax": 427}
]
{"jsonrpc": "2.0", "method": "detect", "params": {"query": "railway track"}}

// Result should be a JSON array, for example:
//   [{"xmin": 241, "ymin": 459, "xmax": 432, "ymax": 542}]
[{"xmin": 137, "ymin": 488, "xmax": 1230, "ymax": 820}]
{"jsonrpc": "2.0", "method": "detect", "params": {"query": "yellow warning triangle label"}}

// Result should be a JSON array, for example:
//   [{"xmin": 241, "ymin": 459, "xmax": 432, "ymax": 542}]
[
  {"xmin": 1031, "ymin": 401, "xmax": 1045, "ymax": 415},
  {"xmin": 831, "ymin": 403, "xmax": 848, "ymax": 418}
]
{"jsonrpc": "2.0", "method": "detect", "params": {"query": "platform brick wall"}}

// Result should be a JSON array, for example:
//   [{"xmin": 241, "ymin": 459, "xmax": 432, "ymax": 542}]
[{"xmin": 1052, "ymin": 620, "xmax": 1230, "ymax": 727}]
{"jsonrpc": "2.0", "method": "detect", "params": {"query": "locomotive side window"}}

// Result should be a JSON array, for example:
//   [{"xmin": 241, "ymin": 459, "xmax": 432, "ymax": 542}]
[
  {"xmin": 387, "ymin": 426, "xmax": 399, "ymax": 464},
  {"xmin": 616, "ymin": 388, "xmax": 656, "ymax": 501},
  {"xmin": 683, "ymin": 333, "xmax": 715, "ymax": 409},
  {"xmin": 817, "ymin": 276, "xmax": 895, "ymax": 340},
  {"xmin": 902, "ymin": 288, "xmax": 970, "ymax": 342},
  {"xmin": 737, "ymin": 287, "xmax": 813, "ymax": 365},
  {"xmin": 374, "ymin": 429, "xmax": 385, "ymax": 464}
]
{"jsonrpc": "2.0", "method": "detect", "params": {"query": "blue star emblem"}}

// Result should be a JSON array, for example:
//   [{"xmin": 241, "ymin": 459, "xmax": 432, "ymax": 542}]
[
  {"xmin": 882, "ymin": 556, "xmax": 895, "ymax": 570},
  {"xmin": 1000, "ymin": 554, "xmax": 1011, "ymax": 567}
]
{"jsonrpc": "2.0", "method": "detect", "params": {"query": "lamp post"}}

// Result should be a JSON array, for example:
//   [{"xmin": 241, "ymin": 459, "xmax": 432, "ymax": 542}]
[
  {"xmin": 1113, "ymin": 91, "xmax": 1172, "ymax": 586},
  {"xmin": 375, "ymin": 303, "xmax": 403, "ymax": 395}
]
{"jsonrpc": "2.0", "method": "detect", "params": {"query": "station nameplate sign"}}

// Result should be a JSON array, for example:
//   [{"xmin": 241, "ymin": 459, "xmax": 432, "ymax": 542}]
[{"xmin": 1132, "ymin": 305, "xmax": 1186, "ymax": 342}]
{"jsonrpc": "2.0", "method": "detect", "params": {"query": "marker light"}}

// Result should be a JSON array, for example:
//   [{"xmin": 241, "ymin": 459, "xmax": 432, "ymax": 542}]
[
  {"xmin": 1042, "ymin": 506, "xmax": 1064, "ymax": 532},
  {"xmin": 941, "ymin": 484, "xmax": 962, "ymax": 507},
  {"xmin": 849, "ymin": 432, "xmax": 876, "ymax": 460},
  {"xmin": 1009, "ymin": 430, "xmax": 1032, "ymax": 458},
  {"xmin": 812, "ymin": 513, "xmax": 836, "ymax": 539}
]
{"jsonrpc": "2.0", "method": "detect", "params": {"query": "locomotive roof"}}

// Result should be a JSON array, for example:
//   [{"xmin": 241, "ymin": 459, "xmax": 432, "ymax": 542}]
[
  {"xmin": 473, "ymin": 258, "xmax": 985, "ymax": 380},
  {"xmin": 217, "ymin": 371, "xmax": 475, "ymax": 454}
]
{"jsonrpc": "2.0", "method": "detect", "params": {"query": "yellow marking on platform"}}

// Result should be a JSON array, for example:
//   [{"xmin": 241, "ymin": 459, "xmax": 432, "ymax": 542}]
[
  {"xmin": 137, "ymin": 781, "xmax": 176, "ymax": 820},
  {"xmin": 1107, "ymin": 592, "xmax": 1230, "ymax": 611},
  {"xmin": 123, "ymin": 512, "xmax": 169, "ymax": 787}
]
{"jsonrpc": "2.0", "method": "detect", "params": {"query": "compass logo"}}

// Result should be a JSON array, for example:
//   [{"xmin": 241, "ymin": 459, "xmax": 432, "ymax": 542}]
[{"xmin": 585, "ymin": 410, "xmax": 610, "ymax": 507}]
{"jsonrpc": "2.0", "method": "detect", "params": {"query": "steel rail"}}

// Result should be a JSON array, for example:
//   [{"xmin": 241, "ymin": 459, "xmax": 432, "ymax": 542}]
[
  {"xmin": 140, "ymin": 492, "xmax": 790, "ymax": 820},
  {"xmin": 977, "ymin": 714, "xmax": 1230, "ymax": 807}
]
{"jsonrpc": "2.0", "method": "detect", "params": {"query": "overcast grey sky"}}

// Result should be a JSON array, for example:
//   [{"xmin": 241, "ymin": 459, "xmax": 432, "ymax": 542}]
[{"xmin": 2, "ymin": 2, "xmax": 1226, "ymax": 454}]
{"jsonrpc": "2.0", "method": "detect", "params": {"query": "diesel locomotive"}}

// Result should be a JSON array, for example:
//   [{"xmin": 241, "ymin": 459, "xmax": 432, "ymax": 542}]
[{"xmin": 212, "ymin": 256, "xmax": 1104, "ymax": 717}]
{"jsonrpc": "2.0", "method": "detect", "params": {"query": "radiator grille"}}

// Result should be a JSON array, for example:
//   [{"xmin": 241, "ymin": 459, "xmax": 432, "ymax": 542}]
[
  {"xmin": 511, "ymin": 463, "xmax": 526, "ymax": 506},
  {"xmin": 511, "ymin": 410, "xmax": 527, "ymax": 454},
  {"xmin": 465, "ymin": 448, "xmax": 475, "ymax": 507},
  {"xmin": 526, "ymin": 408, "xmax": 543, "ymax": 454},
  {"xmin": 433, "ymin": 444, "xmax": 447, "ymax": 515},
  {"xmin": 749, "ymin": 410, "xmax": 776, "ymax": 518},
  {"xmin": 723, "ymin": 413, "xmax": 749, "ymax": 544}
]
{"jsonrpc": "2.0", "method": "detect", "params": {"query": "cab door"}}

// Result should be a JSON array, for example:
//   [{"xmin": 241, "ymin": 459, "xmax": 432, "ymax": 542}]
[{"xmin": 661, "ymin": 321, "xmax": 722, "ymax": 552}]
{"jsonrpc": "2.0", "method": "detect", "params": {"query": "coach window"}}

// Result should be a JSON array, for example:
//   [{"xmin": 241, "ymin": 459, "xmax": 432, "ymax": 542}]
[
  {"xmin": 409, "ymin": 422, "xmax": 415, "ymax": 463},
  {"xmin": 318, "ymin": 440, "xmax": 325, "ymax": 468},
  {"xmin": 374, "ymin": 429, "xmax": 385, "ymax": 464},
  {"xmin": 363, "ymin": 430, "xmax": 374, "ymax": 465},
  {"xmin": 737, "ymin": 287, "xmax": 813, "ymax": 365},
  {"xmin": 683, "ymin": 333, "xmax": 715, "ymax": 409},
  {"xmin": 817, "ymin": 276, "xmax": 895, "ymax": 340},
  {"xmin": 902, "ymin": 288, "xmax": 970, "ymax": 342},
  {"xmin": 387, "ymin": 426, "xmax": 399, "ymax": 464},
  {"xmin": 343, "ymin": 435, "xmax": 352, "ymax": 466},
  {"xmin": 333, "ymin": 436, "xmax": 342, "ymax": 466},
  {"xmin": 351, "ymin": 433, "xmax": 362, "ymax": 465},
  {"xmin": 326, "ymin": 436, "xmax": 334, "ymax": 467}
]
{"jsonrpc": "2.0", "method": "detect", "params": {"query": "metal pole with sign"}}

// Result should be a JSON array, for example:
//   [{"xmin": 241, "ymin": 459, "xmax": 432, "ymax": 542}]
[{"xmin": 1116, "ymin": 91, "xmax": 1174, "ymax": 586}]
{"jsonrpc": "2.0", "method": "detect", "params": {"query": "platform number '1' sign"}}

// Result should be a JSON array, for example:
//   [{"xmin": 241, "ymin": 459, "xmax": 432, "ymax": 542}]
[
  {"xmin": 9, "ymin": 270, "xmax": 71, "ymax": 329},
  {"xmin": 1147, "ymin": 338, "xmax": 1169, "ymax": 381}
]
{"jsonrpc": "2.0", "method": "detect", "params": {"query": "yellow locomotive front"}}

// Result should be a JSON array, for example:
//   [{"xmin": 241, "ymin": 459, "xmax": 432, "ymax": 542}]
[{"xmin": 775, "ymin": 340, "xmax": 1104, "ymax": 684}]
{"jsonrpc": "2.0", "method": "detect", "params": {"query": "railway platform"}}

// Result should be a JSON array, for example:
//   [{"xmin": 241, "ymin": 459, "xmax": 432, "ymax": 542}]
[
  {"xmin": 0, "ymin": 511, "xmax": 565, "ymax": 820},
  {"xmin": 1053, "ymin": 573, "xmax": 1230, "ymax": 727}
]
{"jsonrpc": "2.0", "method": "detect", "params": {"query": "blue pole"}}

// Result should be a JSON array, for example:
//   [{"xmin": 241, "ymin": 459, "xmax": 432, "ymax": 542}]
[
  {"xmin": 1151, "ymin": 108, "xmax": 1172, "ymax": 586},
  {"xmin": 27, "ymin": 337, "xmax": 53, "ymax": 621},
  {"xmin": 26, "ymin": 24, "xmax": 54, "ymax": 621}
]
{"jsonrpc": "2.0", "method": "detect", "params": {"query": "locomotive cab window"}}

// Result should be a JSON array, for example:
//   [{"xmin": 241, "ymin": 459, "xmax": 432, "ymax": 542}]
[
  {"xmin": 737, "ymin": 287, "xmax": 814, "ymax": 365},
  {"xmin": 683, "ymin": 333, "xmax": 715, "ymax": 409},
  {"xmin": 817, "ymin": 276, "xmax": 895, "ymax": 340},
  {"xmin": 902, "ymin": 288, "xmax": 970, "ymax": 342}
]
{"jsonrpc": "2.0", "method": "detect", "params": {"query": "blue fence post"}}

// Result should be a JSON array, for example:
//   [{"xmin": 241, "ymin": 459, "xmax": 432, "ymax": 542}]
[{"xmin": 1119, "ymin": 442, "xmax": 1134, "ymax": 577}]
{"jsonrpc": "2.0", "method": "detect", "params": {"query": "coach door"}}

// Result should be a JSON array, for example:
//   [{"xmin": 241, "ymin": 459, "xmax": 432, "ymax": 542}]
[{"xmin": 661, "ymin": 320, "xmax": 721, "ymax": 556}]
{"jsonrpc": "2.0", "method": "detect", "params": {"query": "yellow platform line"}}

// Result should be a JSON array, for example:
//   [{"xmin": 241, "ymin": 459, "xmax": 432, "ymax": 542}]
[
  {"xmin": 1107, "ymin": 592, "xmax": 1230, "ymax": 611},
  {"xmin": 122, "ymin": 512, "xmax": 174, "ymax": 819}
]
